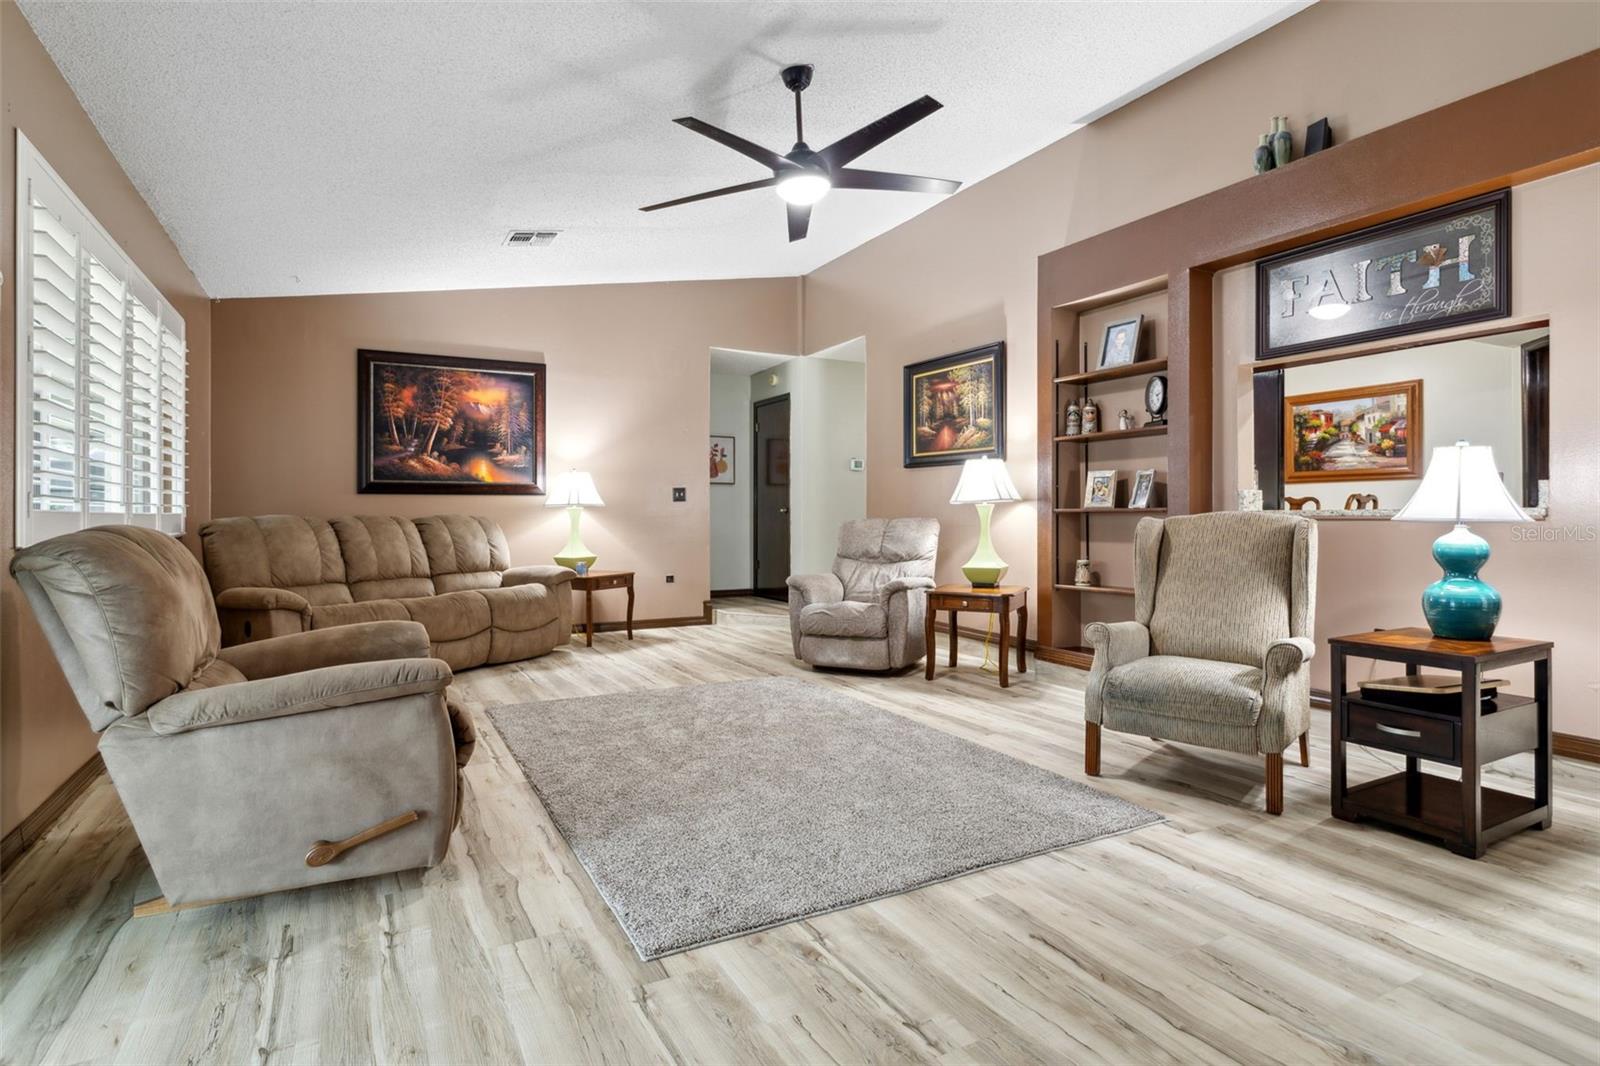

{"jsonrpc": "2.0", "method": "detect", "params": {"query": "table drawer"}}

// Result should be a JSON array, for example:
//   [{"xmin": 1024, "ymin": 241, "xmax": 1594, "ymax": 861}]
[
  {"xmin": 1345, "ymin": 701, "xmax": 1457, "ymax": 762},
  {"xmin": 581, "ymin": 574, "xmax": 630, "ymax": 590},
  {"xmin": 931, "ymin": 595, "xmax": 1000, "ymax": 613}
]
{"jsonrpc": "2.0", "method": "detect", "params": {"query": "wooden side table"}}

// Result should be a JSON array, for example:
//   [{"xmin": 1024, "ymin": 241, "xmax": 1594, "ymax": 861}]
[
  {"xmin": 924, "ymin": 585, "xmax": 1028, "ymax": 688},
  {"xmin": 1329, "ymin": 627, "xmax": 1552, "ymax": 858},
  {"xmin": 570, "ymin": 570, "xmax": 634, "ymax": 647}
]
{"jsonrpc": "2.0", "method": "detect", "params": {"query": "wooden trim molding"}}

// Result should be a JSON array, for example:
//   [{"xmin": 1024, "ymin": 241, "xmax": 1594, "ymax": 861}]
[
  {"xmin": 710, "ymin": 589, "xmax": 756, "ymax": 598},
  {"xmin": 1, "ymin": 754, "xmax": 105, "ymax": 872},
  {"xmin": 1555, "ymin": 733, "xmax": 1600, "ymax": 764}
]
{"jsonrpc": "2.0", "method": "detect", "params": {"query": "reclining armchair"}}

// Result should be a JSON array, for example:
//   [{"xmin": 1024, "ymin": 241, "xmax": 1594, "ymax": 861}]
[
  {"xmin": 11, "ymin": 526, "xmax": 474, "ymax": 910},
  {"xmin": 787, "ymin": 518, "xmax": 939, "ymax": 672},
  {"xmin": 1083, "ymin": 512, "xmax": 1317, "ymax": 814}
]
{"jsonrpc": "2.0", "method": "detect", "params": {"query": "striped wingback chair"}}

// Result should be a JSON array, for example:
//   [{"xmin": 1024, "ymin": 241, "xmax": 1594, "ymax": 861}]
[{"xmin": 1082, "ymin": 512, "xmax": 1317, "ymax": 814}]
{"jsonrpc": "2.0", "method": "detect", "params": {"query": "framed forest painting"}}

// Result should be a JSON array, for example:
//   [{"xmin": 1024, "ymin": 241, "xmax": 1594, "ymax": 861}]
[
  {"xmin": 903, "ymin": 341, "xmax": 1005, "ymax": 468},
  {"xmin": 357, "ymin": 349, "xmax": 546, "ymax": 494}
]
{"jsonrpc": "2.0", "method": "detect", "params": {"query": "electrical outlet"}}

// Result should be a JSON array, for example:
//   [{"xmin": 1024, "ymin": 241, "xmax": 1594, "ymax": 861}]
[
  {"xmin": 672, "ymin": 487, "xmax": 686, "ymax": 502},
  {"xmin": 666, "ymin": 574, "xmax": 675, "ymax": 583}
]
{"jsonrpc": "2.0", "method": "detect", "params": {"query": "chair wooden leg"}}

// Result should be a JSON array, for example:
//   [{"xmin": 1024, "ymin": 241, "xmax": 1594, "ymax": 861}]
[
  {"xmin": 1299, "ymin": 731, "xmax": 1310, "ymax": 768},
  {"xmin": 1265, "ymin": 753, "xmax": 1284, "ymax": 815},
  {"xmin": 1085, "ymin": 721, "xmax": 1101, "ymax": 776}
]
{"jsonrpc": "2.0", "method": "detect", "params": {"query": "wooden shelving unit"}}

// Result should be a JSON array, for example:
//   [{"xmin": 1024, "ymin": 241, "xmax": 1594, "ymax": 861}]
[{"xmin": 1036, "ymin": 272, "xmax": 1211, "ymax": 671}]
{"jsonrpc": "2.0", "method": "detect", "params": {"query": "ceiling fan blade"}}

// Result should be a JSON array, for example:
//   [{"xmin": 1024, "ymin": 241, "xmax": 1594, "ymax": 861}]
[
  {"xmin": 787, "ymin": 202, "xmax": 811, "ymax": 243},
  {"xmin": 819, "ymin": 95, "xmax": 943, "ymax": 168},
  {"xmin": 640, "ymin": 177, "xmax": 778, "ymax": 212},
  {"xmin": 674, "ymin": 117, "xmax": 790, "ymax": 172},
  {"xmin": 832, "ymin": 168, "xmax": 961, "ymax": 195}
]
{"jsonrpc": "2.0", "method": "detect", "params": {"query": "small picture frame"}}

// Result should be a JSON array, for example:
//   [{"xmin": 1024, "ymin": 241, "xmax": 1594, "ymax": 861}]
[
  {"xmin": 1084, "ymin": 469, "xmax": 1118, "ymax": 508},
  {"xmin": 1098, "ymin": 315, "xmax": 1143, "ymax": 369},
  {"xmin": 1305, "ymin": 117, "xmax": 1333, "ymax": 155},
  {"xmin": 1129, "ymin": 468, "xmax": 1157, "ymax": 509},
  {"xmin": 709, "ymin": 435, "xmax": 735, "ymax": 484}
]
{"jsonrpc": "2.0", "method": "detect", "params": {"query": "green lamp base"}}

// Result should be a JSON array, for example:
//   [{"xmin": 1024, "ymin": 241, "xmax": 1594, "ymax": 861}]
[
  {"xmin": 1421, "ymin": 524, "xmax": 1500, "ymax": 641},
  {"xmin": 553, "ymin": 505, "xmax": 597, "ymax": 571},
  {"xmin": 961, "ymin": 502, "xmax": 1008, "ymax": 588}
]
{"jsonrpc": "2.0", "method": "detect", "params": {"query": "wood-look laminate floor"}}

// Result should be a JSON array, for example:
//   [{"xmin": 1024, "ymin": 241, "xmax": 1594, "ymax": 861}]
[{"xmin": 4, "ymin": 617, "xmax": 1598, "ymax": 1065}]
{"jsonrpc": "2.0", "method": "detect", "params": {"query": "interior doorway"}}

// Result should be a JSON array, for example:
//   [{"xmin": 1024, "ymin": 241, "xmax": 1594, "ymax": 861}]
[{"xmin": 753, "ymin": 395, "xmax": 791, "ymax": 599}]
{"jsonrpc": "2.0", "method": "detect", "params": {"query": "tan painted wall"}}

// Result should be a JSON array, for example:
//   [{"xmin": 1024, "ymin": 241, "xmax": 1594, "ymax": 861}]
[
  {"xmin": 1, "ymin": 1, "xmax": 213, "ymax": 837},
  {"xmin": 208, "ymin": 281, "xmax": 799, "ymax": 624},
  {"xmin": 800, "ymin": 1, "xmax": 1600, "ymax": 642},
  {"xmin": 1215, "ymin": 166, "xmax": 1600, "ymax": 739}
]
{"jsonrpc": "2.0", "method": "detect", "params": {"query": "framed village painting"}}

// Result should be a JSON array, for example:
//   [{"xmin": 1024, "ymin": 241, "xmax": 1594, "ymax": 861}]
[
  {"xmin": 357, "ymin": 349, "xmax": 546, "ymax": 494},
  {"xmin": 903, "ymin": 341, "xmax": 1006, "ymax": 468},
  {"xmin": 1283, "ymin": 379, "xmax": 1421, "ymax": 483}
]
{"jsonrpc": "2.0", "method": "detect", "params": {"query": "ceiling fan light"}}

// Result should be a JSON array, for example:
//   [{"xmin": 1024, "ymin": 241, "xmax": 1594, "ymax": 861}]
[{"xmin": 776, "ymin": 171, "xmax": 831, "ymax": 206}]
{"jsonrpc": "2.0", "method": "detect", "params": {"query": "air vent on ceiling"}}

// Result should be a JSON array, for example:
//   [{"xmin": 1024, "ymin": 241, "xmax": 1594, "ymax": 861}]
[{"xmin": 504, "ymin": 229, "xmax": 561, "ymax": 247}]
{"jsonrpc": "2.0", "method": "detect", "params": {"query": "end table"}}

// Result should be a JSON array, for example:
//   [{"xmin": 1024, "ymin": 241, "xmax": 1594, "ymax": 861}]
[
  {"xmin": 924, "ymin": 585, "xmax": 1028, "ymax": 688},
  {"xmin": 1329, "ymin": 627, "xmax": 1552, "ymax": 858},
  {"xmin": 570, "ymin": 570, "xmax": 634, "ymax": 647}
]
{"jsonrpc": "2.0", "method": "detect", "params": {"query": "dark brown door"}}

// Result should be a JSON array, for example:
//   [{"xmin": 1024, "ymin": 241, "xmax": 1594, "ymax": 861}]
[{"xmin": 753, "ymin": 395, "xmax": 791, "ymax": 599}]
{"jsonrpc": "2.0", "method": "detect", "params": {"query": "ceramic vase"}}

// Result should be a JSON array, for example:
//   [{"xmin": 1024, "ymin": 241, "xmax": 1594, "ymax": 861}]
[
  {"xmin": 1082, "ymin": 398, "xmax": 1099, "ymax": 434},
  {"xmin": 1272, "ymin": 116, "xmax": 1292, "ymax": 168},
  {"xmin": 1064, "ymin": 398, "xmax": 1082, "ymax": 436},
  {"xmin": 1254, "ymin": 134, "xmax": 1274, "ymax": 175},
  {"xmin": 1074, "ymin": 559, "xmax": 1093, "ymax": 587},
  {"xmin": 1237, "ymin": 488, "xmax": 1263, "ymax": 512}
]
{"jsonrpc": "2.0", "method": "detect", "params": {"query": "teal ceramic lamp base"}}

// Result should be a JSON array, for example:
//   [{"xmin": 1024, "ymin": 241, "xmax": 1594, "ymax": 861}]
[
  {"xmin": 1421, "ymin": 524, "xmax": 1500, "ymax": 641},
  {"xmin": 961, "ymin": 501, "xmax": 1008, "ymax": 587},
  {"xmin": 553, "ymin": 505, "xmax": 597, "ymax": 570}
]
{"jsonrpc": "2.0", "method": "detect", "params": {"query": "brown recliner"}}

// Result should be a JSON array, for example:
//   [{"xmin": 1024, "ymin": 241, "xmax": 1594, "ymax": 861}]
[
  {"xmin": 11, "ymin": 526, "xmax": 474, "ymax": 909},
  {"xmin": 200, "ymin": 514, "xmax": 574, "ymax": 670}
]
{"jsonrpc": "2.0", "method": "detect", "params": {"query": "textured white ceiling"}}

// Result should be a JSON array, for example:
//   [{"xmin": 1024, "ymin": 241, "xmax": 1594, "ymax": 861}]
[{"xmin": 20, "ymin": 1, "xmax": 1307, "ymax": 298}]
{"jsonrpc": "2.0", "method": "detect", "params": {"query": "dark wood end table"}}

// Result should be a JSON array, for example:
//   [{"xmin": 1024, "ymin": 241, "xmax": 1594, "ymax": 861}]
[
  {"xmin": 924, "ymin": 585, "xmax": 1028, "ymax": 688},
  {"xmin": 570, "ymin": 570, "xmax": 634, "ymax": 647},
  {"xmin": 1329, "ymin": 627, "xmax": 1553, "ymax": 858}
]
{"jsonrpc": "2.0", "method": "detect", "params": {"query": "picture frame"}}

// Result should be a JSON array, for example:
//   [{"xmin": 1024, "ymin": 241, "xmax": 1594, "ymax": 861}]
[
  {"xmin": 709, "ymin": 435, "xmax": 735, "ymax": 484},
  {"xmin": 903, "ymin": 341, "xmax": 1006, "ymax": 468},
  {"xmin": 357, "ymin": 349, "xmax": 545, "ymax": 495},
  {"xmin": 1098, "ymin": 315, "xmax": 1143, "ymax": 369},
  {"xmin": 1256, "ymin": 189, "xmax": 1510, "ymax": 359},
  {"xmin": 1083, "ymin": 469, "xmax": 1118, "ymax": 508},
  {"xmin": 1129, "ymin": 468, "xmax": 1157, "ymax": 509},
  {"xmin": 1283, "ymin": 379, "xmax": 1422, "ymax": 483}
]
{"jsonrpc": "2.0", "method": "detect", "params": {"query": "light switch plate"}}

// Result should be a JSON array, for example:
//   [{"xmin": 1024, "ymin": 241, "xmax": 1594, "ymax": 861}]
[{"xmin": 672, "ymin": 487, "xmax": 687, "ymax": 502}]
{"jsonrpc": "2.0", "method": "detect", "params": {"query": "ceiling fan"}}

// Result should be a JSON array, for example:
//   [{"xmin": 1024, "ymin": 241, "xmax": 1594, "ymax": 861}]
[{"xmin": 640, "ymin": 64, "xmax": 960, "ymax": 242}]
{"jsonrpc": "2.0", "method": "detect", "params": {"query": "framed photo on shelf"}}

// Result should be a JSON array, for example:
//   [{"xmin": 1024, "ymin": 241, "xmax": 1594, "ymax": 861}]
[
  {"xmin": 709, "ymin": 435, "xmax": 735, "ymax": 484},
  {"xmin": 1083, "ymin": 469, "xmax": 1118, "ymax": 508},
  {"xmin": 1129, "ymin": 468, "xmax": 1157, "ymax": 509},
  {"xmin": 1284, "ymin": 379, "xmax": 1421, "ymax": 483},
  {"xmin": 1098, "ymin": 315, "xmax": 1143, "ymax": 369}
]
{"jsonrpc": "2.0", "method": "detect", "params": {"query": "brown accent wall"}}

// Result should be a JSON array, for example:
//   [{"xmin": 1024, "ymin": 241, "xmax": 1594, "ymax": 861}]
[
  {"xmin": 1, "ymin": 1, "xmax": 213, "ymax": 836},
  {"xmin": 208, "ymin": 281, "xmax": 800, "ymax": 624},
  {"xmin": 800, "ymin": 1, "xmax": 1600, "ymax": 642}
]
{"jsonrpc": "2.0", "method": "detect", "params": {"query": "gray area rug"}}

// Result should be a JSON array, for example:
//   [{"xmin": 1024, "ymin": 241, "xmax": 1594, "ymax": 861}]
[{"xmin": 488, "ymin": 677, "xmax": 1162, "ymax": 959}]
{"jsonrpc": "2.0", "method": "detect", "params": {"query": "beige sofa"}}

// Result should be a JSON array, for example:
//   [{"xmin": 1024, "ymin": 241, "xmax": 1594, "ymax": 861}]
[
  {"xmin": 200, "ymin": 514, "xmax": 573, "ymax": 670},
  {"xmin": 11, "ymin": 526, "xmax": 473, "ymax": 907}
]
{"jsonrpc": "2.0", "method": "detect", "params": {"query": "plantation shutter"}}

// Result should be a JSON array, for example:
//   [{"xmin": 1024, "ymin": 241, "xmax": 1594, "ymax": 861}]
[{"xmin": 14, "ymin": 132, "xmax": 189, "ymax": 546}]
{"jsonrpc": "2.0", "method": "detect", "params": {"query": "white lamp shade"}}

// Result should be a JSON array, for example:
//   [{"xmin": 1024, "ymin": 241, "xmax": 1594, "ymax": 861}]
[
  {"xmin": 545, "ymin": 470, "xmax": 605, "ymax": 508},
  {"xmin": 1392, "ymin": 442, "xmax": 1528, "ymax": 524},
  {"xmin": 950, "ymin": 457, "xmax": 1021, "ymax": 505}
]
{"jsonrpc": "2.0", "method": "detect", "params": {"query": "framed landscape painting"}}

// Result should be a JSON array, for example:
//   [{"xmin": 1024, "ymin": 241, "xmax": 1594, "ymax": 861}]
[
  {"xmin": 357, "ymin": 349, "xmax": 546, "ymax": 494},
  {"xmin": 903, "ymin": 341, "xmax": 1005, "ymax": 468},
  {"xmin": 1284, "ymin": 379, "xmax": 1421, "ymax": 483}
]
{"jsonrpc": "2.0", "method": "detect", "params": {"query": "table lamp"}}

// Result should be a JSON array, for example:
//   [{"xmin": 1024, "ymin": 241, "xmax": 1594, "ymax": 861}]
[
  {"xmin": 546, "ymin": 470, "xmax": 605, "ymax": 570},
  {"xmin": 1392, "ymin": 440, "xmax": 1529, "ymax": 640},
  {"xmin": 950, "ymin": 457, "xmax": 1021, "ymax": 587}
]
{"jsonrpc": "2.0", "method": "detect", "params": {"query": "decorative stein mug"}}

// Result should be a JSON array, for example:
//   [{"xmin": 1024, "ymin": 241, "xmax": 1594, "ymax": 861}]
[
  {"xmin": 1082, "ymin": 398, "xmax": 1100, "ymax": 434},
  {"xmin": 1064, "ymin": 399, "xmax": 1082, "ymax": 436}
]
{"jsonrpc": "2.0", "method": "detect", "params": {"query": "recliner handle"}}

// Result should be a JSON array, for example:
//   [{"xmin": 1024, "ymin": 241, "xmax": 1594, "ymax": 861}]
[{"xmin": 305, "ymin": 810, "xmax": 420, "ymax": 867}]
